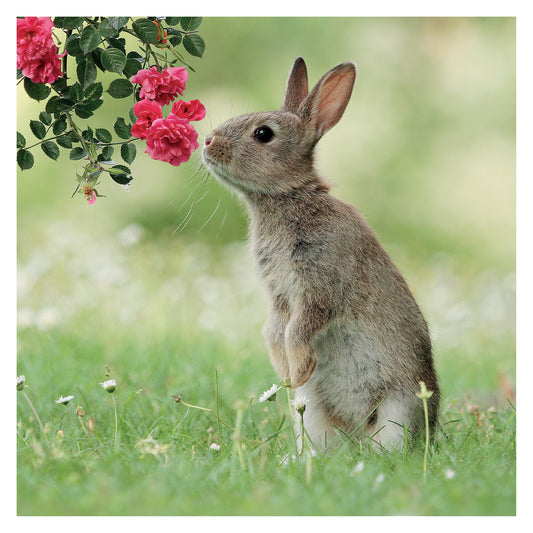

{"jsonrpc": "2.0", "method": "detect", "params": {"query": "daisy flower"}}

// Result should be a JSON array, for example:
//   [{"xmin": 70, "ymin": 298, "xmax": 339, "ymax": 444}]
[
  {"xmin": 258, "ymin": 384, "xmax": 281, "ymax": 403},
  {"xmin": 17, "ymin": 375, "xmax": 26, "ymax": 391},
  {"xmin": 209, "ymin": 443, "xmax": 221, "ymax": 452},
  {"xmin": 100, "ymin": 379, "xmax": 117, "ymax": 393},
  {"xmin": 445, "ymin": 468, "xmax": 456, "ymax": 479},
  {"xmin": 55, "ymin": 395, "xmax": 74, "ymax": 405},
  {"xmin": 292, "ymin": 395, "xmax": 308, "ymax": 415}
]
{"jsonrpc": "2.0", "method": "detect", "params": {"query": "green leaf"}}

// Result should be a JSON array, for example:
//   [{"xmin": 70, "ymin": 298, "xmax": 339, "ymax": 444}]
[
  {"xmin": 23, "ymin": 78, "xmax": 51, "ymax": 101},
  {"xmin": 95, "ymin": 128, "xmax": 113, "ymax": 143},
  {"xmin": 67, "ymin": 82, "xmax": 84, "ymax": 103},
  {"xmin": 168, "ymin": 31, "xmax": 182, "ymax": 47},
  {"xmin": 76, "ymin": 57, "xmax": 97, "ymax": 88},
  {"xmin": 98, "ymin": 19, "xmax": 118, "ymax": 38},
  {"xmin": 121, "ymin": 143, "xmax": 137, "ymax": 164},
  {"xmin": 107, "ymin": 164, "xmax": 133, "ymax": 185},
  {"xmin": 52, "ymin": 77, "xmax": 68, "ymax": 93},
  {"xmin": 100, "ymin": 48, "xmax": 127, "ymax": 73},
  {"xmin": 108, "ymin": 17, "xmax": 129, "ymax": 31},
  {"xmin": 39, "ymin": 111, "xmax": 52, "ymax": 126},
  {"xmin": 98, "ymin": 146, "xmax": 115, "ymax": 162},
  {"xmin": 91, "ymin": 47, "xmax": 104, "ymax": 71},
  {"xmin": 107, "ymin": 79, "xmax": 133, "ymax": 99},
  {"xmin": 57, "ymin": 133, "xmax": 76, "ymax": 149},
  {"xmin": 17, "ymin": 132, "xmax": 26, "ymax": 149},
  {"xmin": 46, "ymin": 96, "xmax": 75, "ymax": 115},
  {"xmin": 107, "ymin": 37, "xmax": 126, "ymax": 53},
  {"xmin": 165, "ymin": 17, "xmax": 181, "ymax": 26},
  {"xmin": 180, "ymin": 17, "xmax": 202, "ymax": 31},
  {"xmin": 74, "ymin": 101, "xmax": 102, "ymax": 119},
  {"xmin": 123, "ymin": 57, "xmax": 143, "ymax": 78},
  {"xmin": 66, "ymin": 34, "xmax": 84, "ymax": 58},
  {"xmin": 69, "ymin": 147, "xmax": 87, "ymax": 160},
  {"xmin": 132, "ymin": 18, "xmax": 159, "ymax": 43},
  {"xmin": 80, "ymin": 24, "xmax": 101, "ymax": 54},
  {"xmin": 29, "ymin": 120, "xmax": 47, "ymax": 140},
  {"xmin": 52, "ymin": 118, "xmax": 68, "ymax": 136},
  {"xmin": 84, "ymin": 82, "xmax": 103, "ymax": 101},
  {"xmin": 41, "ymin": 141, "xmax": 60, "ymax": 161},
  {"xmin": 82, "ymin": 127, "xmax": 94, "ymax": 142},
  {"xmin": 183, "ymin": 34, "xmax": 205, "ymax": 58},
  {"xmin": 54, "ymin": 17, "xmax": 84, "ymax": 30},
  {"xmin": 17, "ymin": 149, "xmax": 34, "ymax": 170},
  {"xmin": 114, "ymin": 117, "xmax": 132, "ymax": 139}
]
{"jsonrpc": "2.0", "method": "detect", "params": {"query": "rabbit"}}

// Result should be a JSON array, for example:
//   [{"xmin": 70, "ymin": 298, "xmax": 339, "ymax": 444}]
[{"xmin": 201, "ymin": 57, "xmax": 439, "ymax": 451}]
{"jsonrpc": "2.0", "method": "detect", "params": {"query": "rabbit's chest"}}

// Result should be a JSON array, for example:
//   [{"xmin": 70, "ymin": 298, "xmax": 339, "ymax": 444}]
[{"xmin": 252, "ymin": 237, "xmax": 308, "ymax": 300}]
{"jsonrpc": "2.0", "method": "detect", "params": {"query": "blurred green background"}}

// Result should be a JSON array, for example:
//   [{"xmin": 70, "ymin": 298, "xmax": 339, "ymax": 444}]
[{"xmin": 17, "ymin": 17, "xmax": 516, "ymax": 408}]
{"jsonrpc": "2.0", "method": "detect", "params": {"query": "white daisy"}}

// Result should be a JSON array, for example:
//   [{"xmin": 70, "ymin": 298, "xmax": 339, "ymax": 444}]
[
  {"xmin": 445, "ymin": 468, "xmax": 456, "ymax": 479},
  {"xmin": 100, "ymin": 379, "xmax": 117, "ymax": 393},
  {"xmin": 258, "ymin": 384, "xmax": 281, "ymax": 403},
  {"xmin": 55, "ymin": 395, "xmax": 74, "ymax": 405},
  {"xmin": 17, "ymin": 375, "xmax": 26, "ymax": 391},
  {"xmin": 352, "ymin": 461, "xmax": 365, "ymax": 476},
  {"xmin": 292, "ymin": 395, "xmax": 308, "ymax": 415},
  {"xmin": 209, "ymin": 442, "xmax": 221, "ymax": 452}
]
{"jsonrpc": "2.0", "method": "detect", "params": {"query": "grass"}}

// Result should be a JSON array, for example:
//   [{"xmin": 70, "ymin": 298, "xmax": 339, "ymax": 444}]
[
  {"xmin": 16, "ymin": 347, "xmax": 516, "ymax": 516},
  {"xmin": 16, "ymin": 224, "xmax": 516, "ymax": 516}
]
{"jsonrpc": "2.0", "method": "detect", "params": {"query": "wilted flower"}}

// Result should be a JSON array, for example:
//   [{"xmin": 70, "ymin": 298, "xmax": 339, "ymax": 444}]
[
  {"xmin": 17, "ymin": 375, "xmax": 26, "ymax": 391},
  {"xmin": 258, "ymin": 384, "xmax": 281, "ymax": 403},
  {"xmin": 100, "ymin": 379, "xmax": 117, "ymax": 393},
  {"xmin": 82, "ymin": 185, "xmax": 97, "ymax": 205},
  {"xmin": 55, "ymin": 395, "xmax": 74, "ymax": 405}
]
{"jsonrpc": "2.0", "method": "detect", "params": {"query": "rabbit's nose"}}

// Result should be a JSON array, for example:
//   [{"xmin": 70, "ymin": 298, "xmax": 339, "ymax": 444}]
[{"xmin": 204, "ymin": 134, "xmax": 214, "ymax": 147}]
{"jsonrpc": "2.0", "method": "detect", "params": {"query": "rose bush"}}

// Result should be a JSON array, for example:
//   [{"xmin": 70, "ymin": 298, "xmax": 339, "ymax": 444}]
[{"xmin": 16, "ymin": 17, "xmax": 206, "ymax": 205}]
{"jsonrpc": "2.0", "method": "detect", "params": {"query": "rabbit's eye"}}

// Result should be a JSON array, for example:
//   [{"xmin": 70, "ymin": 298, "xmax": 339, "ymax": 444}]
[{"xmin": 253, "ymin": 126, "xmax": 274, "ymax": 143}]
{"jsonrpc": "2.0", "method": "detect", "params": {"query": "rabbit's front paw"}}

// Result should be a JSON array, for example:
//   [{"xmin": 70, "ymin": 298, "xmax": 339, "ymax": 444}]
[{"xmin": 288, "ymin": 345, "xmax": 317, "ymax": 388}]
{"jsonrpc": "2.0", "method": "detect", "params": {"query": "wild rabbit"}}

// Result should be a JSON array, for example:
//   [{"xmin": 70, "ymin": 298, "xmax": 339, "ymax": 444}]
[{"xmin": 202, "ymin": 57, "xmax": 439, "ymax": 450}]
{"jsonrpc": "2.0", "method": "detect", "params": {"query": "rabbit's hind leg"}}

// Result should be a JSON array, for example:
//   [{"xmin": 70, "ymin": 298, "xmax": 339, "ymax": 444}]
[{"xmin": 370, "ymin": 394, "xmax": 416, "ymax": 451}]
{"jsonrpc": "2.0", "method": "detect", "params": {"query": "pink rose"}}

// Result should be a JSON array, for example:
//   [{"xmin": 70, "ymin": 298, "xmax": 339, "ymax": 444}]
[
  {"xmin": 145, "ymin": 114, "xmax": 199, "ymax": 166},
  {"xmin": 17, "ymin": 17, "xmax": 54, "ymax": 61},
  {"xmin": 19, "ymin": 44, "xmax": 64, "ymax": 84},
  {"xmin": 17, "ymin": 17, "xmax": 63, "ymax": 84},
  {"xmin": 131, "ymin": 99, "xmax": 163, "ymax": 139},
  {"xmin": 171, "ymin": 99, "xmax": 206, "ymax": 122},
  {"xmin": 130, "ymin": 66, "xmax": 188, "ymax": 107}
]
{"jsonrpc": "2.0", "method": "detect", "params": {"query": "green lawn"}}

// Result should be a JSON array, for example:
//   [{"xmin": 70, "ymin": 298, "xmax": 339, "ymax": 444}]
[{"xmin": 17, "ymin": 226, "xmax": 515, "ymax": 516}]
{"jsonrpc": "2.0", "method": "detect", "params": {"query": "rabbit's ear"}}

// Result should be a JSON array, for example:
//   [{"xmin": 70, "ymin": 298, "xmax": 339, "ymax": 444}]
[
  {"xmin": 281, "ymin": 57, "xmax": 309, "ymax": 113},
  {"xmin": 298, "ymin": 62, "xmax": 356, "ymax": 142}
]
